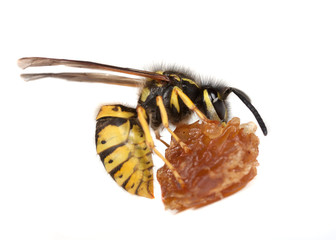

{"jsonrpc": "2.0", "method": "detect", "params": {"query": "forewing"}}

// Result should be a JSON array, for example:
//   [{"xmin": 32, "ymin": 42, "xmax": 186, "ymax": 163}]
[
  {"xmin": 21, "ymin": 72, "xmax": 145, "ymax": 87},
  {"xmin": 18, "ymin": 57, "xmax": 169, "ymax": 82}
]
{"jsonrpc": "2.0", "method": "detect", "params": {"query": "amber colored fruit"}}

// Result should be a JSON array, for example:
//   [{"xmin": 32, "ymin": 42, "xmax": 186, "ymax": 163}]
[{"xmin": 157, "ymin": 117, "xmax": 260, "ymax": 212}]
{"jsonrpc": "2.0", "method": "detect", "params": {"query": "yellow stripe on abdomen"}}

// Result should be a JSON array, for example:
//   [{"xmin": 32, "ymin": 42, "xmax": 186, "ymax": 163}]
[
  {"xmin": 96, "ymin": 121, "xmax": 130, "ymax": 154},
  {"xmin": 96, "ymin": 105, "xmax": 154, "ymax": 198},
  {"xmin": 103, "ymin": 145, "xmax": 132, "ymax": 173}
]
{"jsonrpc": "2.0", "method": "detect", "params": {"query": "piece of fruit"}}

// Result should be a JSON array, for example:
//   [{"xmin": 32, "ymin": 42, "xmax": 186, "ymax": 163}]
[{"xmin": 157, "ymin": 117, "xmax": 260, "ymax": 212}]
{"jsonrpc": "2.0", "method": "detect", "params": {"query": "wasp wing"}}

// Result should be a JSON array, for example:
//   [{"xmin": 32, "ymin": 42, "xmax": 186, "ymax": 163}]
[
  {"xmin": 96, "ymin": 104, "xmax": 154, "ymax": 198},
  {"xmin": 18, "ymin": 57, "xmax": 169, "ymax": 82},
  {"xmin": 20, "ymin": 72, "xmax": 145, "ymax": 87}
]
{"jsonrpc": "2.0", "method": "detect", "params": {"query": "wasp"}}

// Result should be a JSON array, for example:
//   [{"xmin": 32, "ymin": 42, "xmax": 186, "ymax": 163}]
[{"xmin": 18, "ymin": 57, "xmax": 267, "ymax": 199}]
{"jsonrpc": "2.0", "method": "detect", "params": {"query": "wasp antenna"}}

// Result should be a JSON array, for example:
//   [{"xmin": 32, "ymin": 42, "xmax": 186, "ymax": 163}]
[{"xmin": 226, "ymin": 88, "xmax": 268, "ymax": 136}]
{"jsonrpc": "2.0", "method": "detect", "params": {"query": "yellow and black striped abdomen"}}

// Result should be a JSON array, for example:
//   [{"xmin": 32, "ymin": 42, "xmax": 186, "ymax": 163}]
[{"xmin": 96, "ymin": 105, "xmax": 154, "ymax": 198}]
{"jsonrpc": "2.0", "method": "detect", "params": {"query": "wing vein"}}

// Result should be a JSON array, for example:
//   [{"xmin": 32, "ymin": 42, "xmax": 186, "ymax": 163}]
[{"xmin": 20, "ymin": 72, "xmax": 145, "ymax": 87}]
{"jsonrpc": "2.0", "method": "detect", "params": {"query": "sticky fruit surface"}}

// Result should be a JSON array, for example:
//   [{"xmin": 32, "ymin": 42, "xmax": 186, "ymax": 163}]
[{"xmin": 157, "ymin": 117, "xmax": 260, "ymax": 212}]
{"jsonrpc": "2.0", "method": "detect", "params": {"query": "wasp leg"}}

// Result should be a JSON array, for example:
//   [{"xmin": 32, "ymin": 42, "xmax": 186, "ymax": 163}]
[
  {"xmin": 172, "ymin": 87, "xmax": 211, "ymax": 122},
  {"xmin": 136, "ymin": 106, "xmax": 185, "ymax": 188},
  {"xmin": 156, "ymin": 96, "xmax": 191, "ymax": 153},
  {"xmin": 155, "ymin": 130, "xmax": 170, "ymax": 148}
]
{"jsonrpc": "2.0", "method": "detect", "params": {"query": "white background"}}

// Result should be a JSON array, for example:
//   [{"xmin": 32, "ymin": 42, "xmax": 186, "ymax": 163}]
[{"xmin": 1, "ymin": 1, "xmax": 336, "ymax": 239}]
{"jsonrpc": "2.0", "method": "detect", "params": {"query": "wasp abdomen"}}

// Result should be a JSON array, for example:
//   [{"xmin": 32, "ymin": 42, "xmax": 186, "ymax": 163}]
[{"xmin": 95, "ymin": 105, "xmax": 154, "ymax": 198}]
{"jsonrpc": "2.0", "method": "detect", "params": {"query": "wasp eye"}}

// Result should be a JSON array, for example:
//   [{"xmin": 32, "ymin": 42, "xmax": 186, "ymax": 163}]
[{"xmin": 206, "ymin": 89, "xmax": 227, "ymax": 121}]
